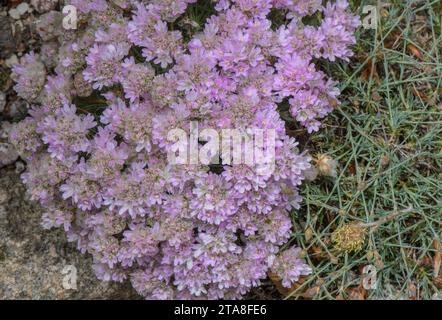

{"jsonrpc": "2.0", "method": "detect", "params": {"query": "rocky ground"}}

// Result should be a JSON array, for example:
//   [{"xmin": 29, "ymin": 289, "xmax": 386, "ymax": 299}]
[
  {"xmin": 0, "ymin": 166, "xmax": 139, "ymax": 299},
  {"xmin": 0, "ymin": 1, "xmax": 138, "ymax": 299}
]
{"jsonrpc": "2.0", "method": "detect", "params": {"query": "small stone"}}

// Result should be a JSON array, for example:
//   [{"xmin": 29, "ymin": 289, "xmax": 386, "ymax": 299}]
[
  {"xmin": 8, "ymin": 9, "xmax": 21, "ymax": 20},
  {"xmin": 15, "ymin": 161, "xmax": 26, "ymax": 174},
  {"xmin": 17, "ymin": 3, "xmax": 31, "ymax": 16},
  {"xmin": 5, "ymin": 54, "xmax": 19, "ymax": 68},
  {"xmin": 0, "ymin": 142, "xmax": 19, "ymax": 167},
  {"xmin": 0, "ymin": 121, "xmax": 13, "ymax": 139},
  {"xmin": 8, "ymin": 3, "xmax": 31, "ymax": 20}
]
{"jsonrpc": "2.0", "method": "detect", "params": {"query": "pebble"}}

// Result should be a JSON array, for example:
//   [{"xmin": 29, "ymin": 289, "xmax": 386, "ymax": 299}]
[
  {"xmin": 0, "ymin": 142, "xmax": 19, "ymax": 167},
  {"xmin": 5, "ymin": 54, "xmax": 19, "ymax": 68},
  {"xmin": 15, "ymin": 161, "xmax": 26, "ymax": 174},
  {"xmin": 8, "ymin": 9, "xmax": 20, "ymax": 20},
  {"xmin": 9, "ymin": 3, "xmax": 31, "ymax": 20}
]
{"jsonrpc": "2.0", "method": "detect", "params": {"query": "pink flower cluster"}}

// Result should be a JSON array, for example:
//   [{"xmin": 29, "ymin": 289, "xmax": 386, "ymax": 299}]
[{"xmin": 10, "ymin": 0, "xmax": 359, "ymax": 299}]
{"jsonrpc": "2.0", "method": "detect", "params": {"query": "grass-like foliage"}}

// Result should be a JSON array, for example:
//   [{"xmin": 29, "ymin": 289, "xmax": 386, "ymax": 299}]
[{"xmin": 282, "ymin": 0, "xmax": 442, "ymax": 300}]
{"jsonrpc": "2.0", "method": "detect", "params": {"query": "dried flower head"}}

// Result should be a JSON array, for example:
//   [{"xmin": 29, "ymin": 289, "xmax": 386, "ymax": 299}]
[
  {"xmin": 315, "ymin": 153, "xmax": 338, "ymax": 177},
  {"xmin": 332, "ymin": 223, "xmax": 366, "ymax": 253}
]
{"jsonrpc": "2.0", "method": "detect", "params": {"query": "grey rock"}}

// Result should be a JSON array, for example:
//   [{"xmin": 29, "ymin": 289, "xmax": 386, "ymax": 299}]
[
  {"xmin": 15, "ymin": 160, "xmax": 26, "ymax": 174},
  {"xmin": 0, "ymin": 143, "xmax": 18, "ymax": 167},
  {"xmin": 5, "ymin": 54, "xmax": 19, "ymax": 68},
  {"xmin": 0, "ymin": 168, "xmax": 139, "ymax": 299},
  {"xmin": 17, "ymin": 3, "xmax": 31, "ymax": 16},
  {"xmin": 8, "ymin": 9, "xmax": 21, "ymax": 21},
  {"xmin": 9, "ymin": 3, "xmax": 31, "ymax": 20}
]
